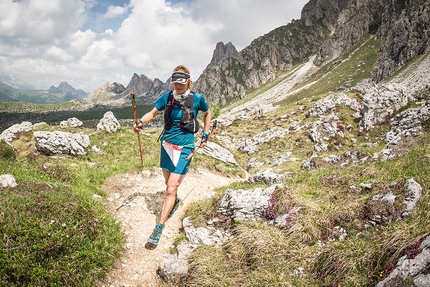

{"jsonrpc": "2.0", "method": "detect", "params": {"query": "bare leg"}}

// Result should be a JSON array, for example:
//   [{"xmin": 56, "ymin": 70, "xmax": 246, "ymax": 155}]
[
  {"xmin": 159, "ymin": 169, "xmax": 185, "ymax": 225},
  {"xmin": 146, "ymin": 170, "xmax": 185, "ymax": 247}
]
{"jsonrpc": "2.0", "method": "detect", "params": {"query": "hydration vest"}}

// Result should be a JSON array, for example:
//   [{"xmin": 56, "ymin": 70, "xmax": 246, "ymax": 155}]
[{"xmin": 163, "ymin": 91, "xmax": 199, "ymax": 133}]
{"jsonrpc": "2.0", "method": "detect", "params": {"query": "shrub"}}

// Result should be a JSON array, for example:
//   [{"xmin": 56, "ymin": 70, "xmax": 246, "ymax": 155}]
[
  {"xmin": 0, "ymin": 140, "xmax": 16, "ymax": 161},
  {"xmin": 0, "ymin": 183, "xmax": 123, "ymax": 287}
]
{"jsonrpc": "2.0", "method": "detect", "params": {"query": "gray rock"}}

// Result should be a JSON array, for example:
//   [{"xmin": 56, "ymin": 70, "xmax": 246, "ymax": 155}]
[
  {"xmin": 237, "ymin": 126, "xmax": 289, "ymax": 155},
  {"xmin": 414, "ymin": 273, "xmax": 430, "ymax": 287},
  {"xmin": 197, "ymin": 141, "xmax": 237, "ymax": 165},
  {"xmin": 376, "ymin": 234, "xmax": 430, "ymax": 287},
  {"xmin": 322, "ymin": 149, "xmax": 369, "ymax": 167},
  {"xmin": 218, "ymin": 184, "xmax": 281, "ymax": 220},
  {"xmin": 272, "ymin": 206, "xmax": 302, "ymax": 228},
  {"xmin": 0, "ymin": 121, "xmax": 33, "ymax": 143},
  {"xmin": 158, "ymin": 242, "xmax": 195, "ymax": 286},
  {"xmin": 301, "ymin": 152, "xmax": 318, "ymax": 170},
  {"xmin": 384, "ymin": 105, "xmax": 430, "ymax": 147},
  {"xmin": 0, "ymin": 174, "xmax": 17, "ymax": 188},
  {"xmin": 372, "ymin": 148, "xmax": 397, "ymax": 162},
  {"xmin": 309, "ymin": 114, "xmax": 341, "ymax": 143},
  {"xmin": 34, "ymin": 131, "xmax": 90, "ymax": 156},
  {"xmin": 183, "ymin": 217, "xmax": 230, "ymax": 246},
  {"xmin": 67, "ymin": 117, "xmax": 83, "ymax": 128},
  {"xmin": 247, "ymin": 168, "xmax": 286, "ymax": 184},
  {"xmin": 96, "ymin": 111, "xmax": 121, "ymax": 132},
  {"xmin": 91, "ymin": 145, "xmax": 101, "ymax": 153},
  {"xmin": 306, "ymin": 92, "xmax": 361, "ymax": 118},
  {"xmin": 269, "ymin": 151, "xmax": 296, "ymax": 166},
  {"xmin": 358, "ymin": 83, "xmax": 415, "ymax": 132},
  {"xmin": 402, "ymin": 178, "xmax": 423, "ymax": 217}
]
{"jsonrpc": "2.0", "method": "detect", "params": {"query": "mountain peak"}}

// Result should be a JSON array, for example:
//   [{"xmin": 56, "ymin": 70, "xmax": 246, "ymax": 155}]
[
  {"xmin": 48, "ymin": 82, "xmax": 88, "ymax": 99},
  {"xmin": 207, "ymin": 41, "xmax": 238, "ymax": 69}
]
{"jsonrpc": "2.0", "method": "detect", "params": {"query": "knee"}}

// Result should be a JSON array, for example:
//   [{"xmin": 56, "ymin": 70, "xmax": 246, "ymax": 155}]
[{"xmin": 166, "ymin": 185, "xmax": 178, "ymax": 197}]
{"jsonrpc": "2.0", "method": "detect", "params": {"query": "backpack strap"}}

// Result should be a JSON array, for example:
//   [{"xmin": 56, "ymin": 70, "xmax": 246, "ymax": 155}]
[
  {"xmin": 163, "ymin": 90, "xmax": 195, "ymax": 130},
  {"xmin": 163, "ymin": 91, "xmax": 175, "ymax": 129},
  {"xmin": 185, "ymin": 91, "xmax": 194, "ymax": 110}
]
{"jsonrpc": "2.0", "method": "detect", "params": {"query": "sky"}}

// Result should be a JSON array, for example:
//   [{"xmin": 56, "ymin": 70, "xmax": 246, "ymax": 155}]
[{"xmin": 0, "ymin": 0, "xmax": 309, "ymax": 93}]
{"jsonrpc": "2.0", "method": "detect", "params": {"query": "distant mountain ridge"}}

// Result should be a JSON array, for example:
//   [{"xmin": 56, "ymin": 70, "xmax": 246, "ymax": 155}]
[
  {"xmin": 86, "ymin": 41, "xmax": 239, "ymax": 106},
  {"xmin": 194, "ymin": 0, "xmax": 430, "ymax": 106},
  {"xmin": 47, "ymin": 81, "xmax": 88, "ymax": 101},
  {"xmin": 0, "ymin": 74, "xmax": 35, "ymax": 90},
  {"xmin": 0, "ymin": 81, "xmax": 88, "ymax": 104}
]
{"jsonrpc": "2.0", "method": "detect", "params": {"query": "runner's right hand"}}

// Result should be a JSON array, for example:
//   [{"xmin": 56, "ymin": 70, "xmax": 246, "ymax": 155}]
[{"xmin": 133, "ymin": 120, "xmax": 143, "ymax": 133}]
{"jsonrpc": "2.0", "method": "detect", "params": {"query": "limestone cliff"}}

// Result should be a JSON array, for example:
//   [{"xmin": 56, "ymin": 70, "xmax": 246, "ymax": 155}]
[
  {"xmin": 206, "ymin": 42, "xmax": 238, "ymax": 69},
  {"xmin": 195, "ymin": 0, "xmax": 429, "ymax": 106}
]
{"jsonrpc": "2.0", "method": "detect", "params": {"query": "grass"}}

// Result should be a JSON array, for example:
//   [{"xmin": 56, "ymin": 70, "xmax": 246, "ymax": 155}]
[
  {"xmin": 280, "ymin": 33, "xmax": 382, "ymax": 105},
  {"xmin": 0, "ymin": 124, "xmax": 163, "ymax": 286},
  {"xmin": 182, "ymin": 34, "xmax": 430, "ymax": 286},
  {"xmin": 185, "ymin": 133, "xmax": 430, "ymax": 287},
  {"xmin": 0, "ymin": 120, "xmax": 241, "ymax": 286},
  {"xmin": 0, "ymin": 183, "xmax": 122, "ymax": 286}
]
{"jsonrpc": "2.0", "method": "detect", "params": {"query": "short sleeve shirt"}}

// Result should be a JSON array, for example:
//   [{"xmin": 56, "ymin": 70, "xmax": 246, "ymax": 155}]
[{"xmin": 155, "ymin": 91, "xmax": 209, "ymax": 146}]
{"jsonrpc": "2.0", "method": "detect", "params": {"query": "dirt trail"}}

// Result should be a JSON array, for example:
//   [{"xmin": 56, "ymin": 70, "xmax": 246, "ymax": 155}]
[{"xmin": 96, "ymin": 167, "xmax": 237, "ymax": 287}]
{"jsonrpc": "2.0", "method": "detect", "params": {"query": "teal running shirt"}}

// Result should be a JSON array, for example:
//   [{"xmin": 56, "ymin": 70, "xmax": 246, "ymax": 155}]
[{"xmin": 155, "ymin": 91, "xmax": 209, "ymax": 147}]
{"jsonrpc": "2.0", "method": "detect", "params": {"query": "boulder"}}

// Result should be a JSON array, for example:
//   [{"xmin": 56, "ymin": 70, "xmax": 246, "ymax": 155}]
[
  {"xmin": 0, "ymin": 121, "xmax": 33, "ymax": 143},
  {"xmin": 197, "ymin": 141, "xmax": 237, "ymax": 165},
  {"xmin": 402, "ymin": 178, "xmax": 423, "ymax": 217},
  {"xmin": 0, "ymin": 174, "xmax": 17, "ymax": 188},
  {"xmin": 218, "ymin": 184, "xmax": 282, "ymax": 220},
  {"xmin": 376, "ymin": 234, "xmax": 430, "ymax": 287},
  {"xmin": 247, "ymin": 168, "xmax": 286, "ymax": 184},
  {"xmin": 158, "ymin": 242, "xmax": 195, "ymax": 286},
  {"xmin": 60, "ymin": 117, "xmax": 83, "ymax": 128},
  {"xmin": 97, "ymin": 111, "xmax": 121, "ymax": 132},
  {"xmin": 34, "ymin": 131, "xmax": 90, "ymax": 156}
]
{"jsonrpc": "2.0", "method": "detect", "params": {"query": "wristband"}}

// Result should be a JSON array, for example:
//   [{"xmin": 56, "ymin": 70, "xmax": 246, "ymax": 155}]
[{"xmin": 202, "ymin": 131, "xmax": 210, "ymax": 137}]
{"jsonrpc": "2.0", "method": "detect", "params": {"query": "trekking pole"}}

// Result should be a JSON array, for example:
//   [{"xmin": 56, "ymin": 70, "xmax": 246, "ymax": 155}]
[
  {"xmin": 185, "ymin": 119, "xmax": 217, "ymax": 161},
  {"xmin": 130, "ymin": 91, "xmax": 144, "ymax": 168}
]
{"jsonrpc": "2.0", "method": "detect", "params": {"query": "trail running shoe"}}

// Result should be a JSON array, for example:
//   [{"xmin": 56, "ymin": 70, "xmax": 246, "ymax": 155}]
[
  {"xmin": 148, "ymin": 222, "xmax": 164, "ymax": 245},
  {"xmin": 168, "ymin": 198, "xmax": 181, "ymax": 218}
]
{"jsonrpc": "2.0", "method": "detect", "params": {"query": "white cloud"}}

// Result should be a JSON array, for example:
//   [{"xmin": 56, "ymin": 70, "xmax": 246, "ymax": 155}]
[
  {"xmin": 44, "ymin": 47, "xmax": 74, "ymax": 62},
  {"xmin": 0, "ymin": 0, "xmax": 308, "ymax": 92},
  {"xmin": 0, "ymin": 0, "xmax": 89, "ymax": 45},
  {"xmin": 97, "ymin": 5, "xmax": 129, "ymax": 21}
]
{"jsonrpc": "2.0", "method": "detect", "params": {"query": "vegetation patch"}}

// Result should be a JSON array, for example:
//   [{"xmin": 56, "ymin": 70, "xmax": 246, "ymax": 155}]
[{"xmin": 0, "ymin": 183, "xmax": 123, "ymax": 287}]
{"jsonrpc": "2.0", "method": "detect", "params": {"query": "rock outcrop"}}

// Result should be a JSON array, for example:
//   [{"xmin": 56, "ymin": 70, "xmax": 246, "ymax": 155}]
[
  {"xmin": 96, "ymin": 111, "xmax": 121, "ymax": 133},
  {"xmin": 34, "ymin": 131, "xmax": 90, "ymax": 156},
  {"xmin": 206, "ymin": 41, "xmax": 238, "ymax": 69}
]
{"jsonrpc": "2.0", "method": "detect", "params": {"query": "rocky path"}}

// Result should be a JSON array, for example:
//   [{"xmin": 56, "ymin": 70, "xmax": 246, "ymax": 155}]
[{"xmin": 96, "ymin": 167, "xmax": 237, "ymax": 287}]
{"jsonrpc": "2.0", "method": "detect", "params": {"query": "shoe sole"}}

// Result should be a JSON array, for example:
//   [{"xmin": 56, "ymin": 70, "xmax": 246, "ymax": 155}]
[{"xmin": 145, "ymin": 242, "xmax": 157, "ymax": 250}]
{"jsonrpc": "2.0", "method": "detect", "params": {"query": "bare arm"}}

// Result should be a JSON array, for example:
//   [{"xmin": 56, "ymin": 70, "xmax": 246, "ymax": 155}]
[
  {"xmin": 199, "ymin": 109, "xmax": 212, "ymax": 148},
  {"xmin": 202, "ymin": 109, "xmax": 211, "ymax": 133},
  {"xmin": 133, "ymin": 107, "xmax": 160, "ymax": 132}
]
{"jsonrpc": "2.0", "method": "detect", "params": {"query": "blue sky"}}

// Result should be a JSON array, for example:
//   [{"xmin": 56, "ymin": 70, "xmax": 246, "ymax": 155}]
[
  {"xmin": 0, "ymin": 0, "xmax": 308, "ymax": 92},
  {"xmin": 84, "ymin": 0, "xmax": 131, "ymax": 33}
]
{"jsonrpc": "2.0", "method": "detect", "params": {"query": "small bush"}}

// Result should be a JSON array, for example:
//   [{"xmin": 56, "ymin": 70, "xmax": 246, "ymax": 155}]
[
  {"xmin": 0, "ymin": 140, "xmax": 16, "ymax": 161},
  {"xmin": 0, "ymin": 183, "xmax": 123, "ymax": 287}
]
